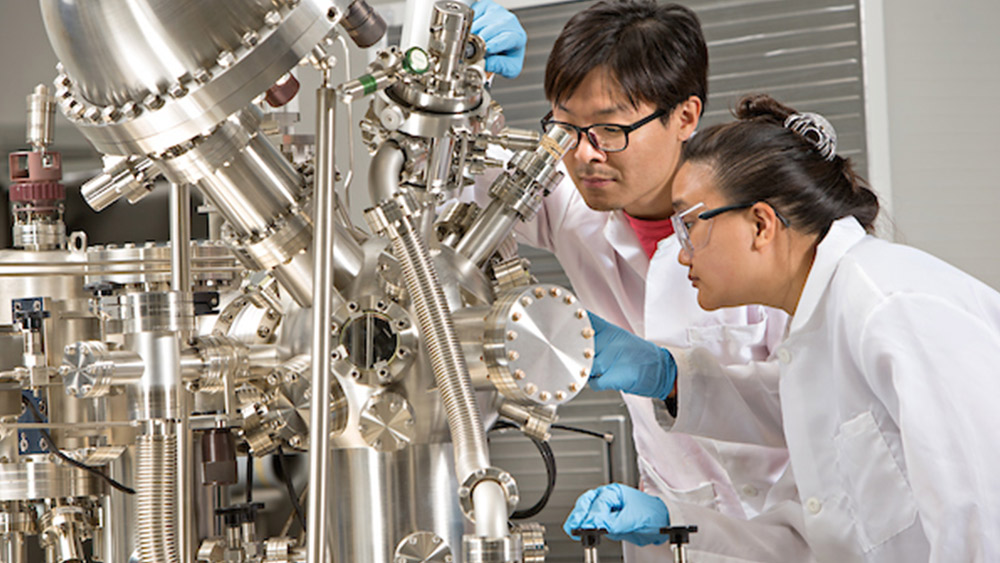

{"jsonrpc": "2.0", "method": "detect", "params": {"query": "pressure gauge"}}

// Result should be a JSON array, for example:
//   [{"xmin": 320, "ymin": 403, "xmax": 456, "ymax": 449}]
[{"xmin": 403, "ymin": 47, "xmax": 431, "ymax": 75}]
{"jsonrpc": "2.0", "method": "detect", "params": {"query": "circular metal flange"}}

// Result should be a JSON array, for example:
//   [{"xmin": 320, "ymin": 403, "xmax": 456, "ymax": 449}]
[
  {"xmin": 47, "ymin": 0, "xmax": 342, "ymax": 155},
  {"xmin": 483, "ymin": 284, "xmax": 593, "ymax": 407},
  {"xmin": 0, "ymin": 462, "xmax": 106, "ymax": 501},
  {"xmin": 394, "ymin": 531, "xmax": 452, "ymax": 563},
  {"xmin": 358, "ymin": 391, "xmax": 416, "ymax": 453},
  {"xmin": 457, "ymin": 467, "xmax": 519, "ymax": 522},
  {"xmin": 462, "ymin": 534, "xmax": 523, "ymax": 563},
  {"xmin": 331, "ymin": 295, "xmax": 417, "ymax": 387},
  {"xmin": 61, "ymin": 340, "xmax": 116, "ymax": 399},
  {"xmin": 85, "ymin": 240, "xmax": 239, "ymax": 290}
]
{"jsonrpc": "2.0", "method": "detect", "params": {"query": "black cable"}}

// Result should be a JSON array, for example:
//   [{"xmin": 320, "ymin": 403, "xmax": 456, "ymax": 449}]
[
  {"xmin": 246, "ymin": 450, "xmax": 254, "ymax": 504},
  {"xmin": 489, "ymin": 420, "xmax": 557, "ymax": 520},
  {"xmin": 551, "ymin": 423, "xmax": 613, "ymax": 442},
  {"xmin": 21, "ymin": 395, "xmax": 136, "ymax": 495},
  {"xmin": 276, "ymin": 446, "xmax": 307, "ymax": 533}
]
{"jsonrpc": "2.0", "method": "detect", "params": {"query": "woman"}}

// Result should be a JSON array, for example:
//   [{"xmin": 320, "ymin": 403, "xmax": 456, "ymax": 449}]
[{"xmin": 566, "ymin": 95, "xmax": 1000, "ymax": 561}]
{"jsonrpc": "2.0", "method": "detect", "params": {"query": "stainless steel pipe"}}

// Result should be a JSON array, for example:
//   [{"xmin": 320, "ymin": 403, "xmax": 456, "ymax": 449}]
[{"xmin": 306, "ymin": 75, "xmax": 340, "ymax": 563}]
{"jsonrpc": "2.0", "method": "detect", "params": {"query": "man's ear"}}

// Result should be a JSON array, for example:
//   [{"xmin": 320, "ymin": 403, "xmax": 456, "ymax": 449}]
[
  {"xmin": 676, "ymin": 96, "xmax": 702, "ymax": 140},
  {"xmin": 750, "ymin": 202, "xmax": 781, "ymax": 252}
]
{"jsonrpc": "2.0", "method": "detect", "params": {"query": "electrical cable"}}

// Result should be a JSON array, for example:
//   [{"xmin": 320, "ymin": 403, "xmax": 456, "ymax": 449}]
[
  {"xmin": 551, "ymin": 423, "xmax": 614, "ymax": 442},
  {"xmin": 276, "ymin": 445, "xmax": 308, "ymax": 533},
  {"xmin": 245, "ymin": 450, "xmax": 253, "ymax": 504},
  {"xmin": 489, "ymin": 420, "xmax": 556, "ymax": 520},
  {"xmin": 21, "ymin": 395, "xmax": 136, "ymax": 495}
]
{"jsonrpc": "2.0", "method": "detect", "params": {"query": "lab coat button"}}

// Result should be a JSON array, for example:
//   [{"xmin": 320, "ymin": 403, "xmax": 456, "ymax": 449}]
[
  {"xmin": 806, "ymin": 497, "xmax": 822, "ymax": 514},
  {"xmin": 741, "ymin": 484, "xmax": 758, "ymax": 497},
  {"xmin": 777, "ymin": 349, "xmax": 792, "ymax": 364}
]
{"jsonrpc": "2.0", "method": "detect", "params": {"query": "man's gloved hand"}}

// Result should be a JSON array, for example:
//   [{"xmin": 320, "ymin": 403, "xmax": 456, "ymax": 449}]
[
  {"xmin": 471, "ymin": 0, "xmax": 527, "ymax": 79},
  {"xmin": 588, "ymin": 312, "xmax": 677, "ymax": 400},
  {"xmin": 563, "ymin": 484, "xmax": 671, "ymax": 547}
]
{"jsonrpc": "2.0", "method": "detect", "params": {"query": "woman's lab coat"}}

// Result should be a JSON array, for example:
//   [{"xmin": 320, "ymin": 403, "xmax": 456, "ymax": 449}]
[
  {"xmin": 476, "ymin": 169, "xmax": 813, "ymax": 562},
  {"xmin": 664, "ymin": 217, "xmax": 1000, "ymax": 562}
]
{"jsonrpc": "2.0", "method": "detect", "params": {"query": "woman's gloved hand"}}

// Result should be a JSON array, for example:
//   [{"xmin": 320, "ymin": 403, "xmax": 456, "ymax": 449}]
[
  {"xmin": 563, "ymin": 483, "xmax": 671, "ymax": 546},
  {"xmin": 471, "ymin": 0, "xmax": 527, "ymax": 79},
  {"xmin": 588, "ymin": 312, "xmax": 677, "ymax": 400}
]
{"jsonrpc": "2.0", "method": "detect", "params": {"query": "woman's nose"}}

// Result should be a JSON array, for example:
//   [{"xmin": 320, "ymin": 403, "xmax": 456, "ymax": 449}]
[{"xmin": 678, "ymin": 247, "xmax": 692, "ymax": 266}]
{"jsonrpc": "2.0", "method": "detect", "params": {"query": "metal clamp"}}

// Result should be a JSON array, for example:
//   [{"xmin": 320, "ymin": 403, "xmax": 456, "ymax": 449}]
[{"xmin": 458, "ymin": 467, "xmax": 519, "ymax": 522}]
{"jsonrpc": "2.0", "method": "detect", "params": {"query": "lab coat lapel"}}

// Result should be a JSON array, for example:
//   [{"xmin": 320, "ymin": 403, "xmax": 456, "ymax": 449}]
[
  {"xmin": 604, "ymin": 210, "xmax": 650, "ymax": 278},
  {"xmin": 789, "ymin": 217, "xmax": 868, "ymax": 334}
]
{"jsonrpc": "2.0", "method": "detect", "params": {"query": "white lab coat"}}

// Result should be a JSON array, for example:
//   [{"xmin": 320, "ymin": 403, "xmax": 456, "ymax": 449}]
[
  {"xmin": 664, "ymin": 217, "xmax": 1000, "ymax": 562},
  {"xmin": 470, "ymin": 169, "xmax": 814, "ymax": 562}
]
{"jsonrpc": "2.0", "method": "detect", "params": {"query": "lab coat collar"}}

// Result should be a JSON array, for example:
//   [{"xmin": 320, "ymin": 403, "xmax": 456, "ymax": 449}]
[
  {"xmin": 789, "ymin": 216, "xmax": 868, "ymax": 334},
  {"xmin": 604, "ymin": 210, "xmax": 651, "ymax": 277}
]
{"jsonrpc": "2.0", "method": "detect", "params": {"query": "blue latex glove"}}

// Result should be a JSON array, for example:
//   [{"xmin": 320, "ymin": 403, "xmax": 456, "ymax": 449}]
[
  {"xmin": 563, "ymin": 484, "xmax": 671, "ymax": 546},
  {"xmin": 471, "ymin": 0, "xmax": 527, "ymax": 79},
  {"xmin": 588, "ymin": 312, "xmax": 677, "ymax": 400}
]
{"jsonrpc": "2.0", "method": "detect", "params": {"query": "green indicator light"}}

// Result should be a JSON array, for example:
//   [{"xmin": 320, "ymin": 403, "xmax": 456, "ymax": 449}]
[
  {"xmin": 359, "ymin": 74, "xmax": 378, "ymax": 95},
  {"xmin": 403, "ymin": 47, "xmax": 430, "ymax": 75}
]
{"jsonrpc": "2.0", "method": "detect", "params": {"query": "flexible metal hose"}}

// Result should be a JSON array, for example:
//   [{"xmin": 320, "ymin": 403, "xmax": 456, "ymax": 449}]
[
  {"xmin": 136, "ymin": 432, "xmax": 179, "ymax": 563},
  {"xmin": 389, "ymin": 222, "xmax": 491, "ymax": 478}
]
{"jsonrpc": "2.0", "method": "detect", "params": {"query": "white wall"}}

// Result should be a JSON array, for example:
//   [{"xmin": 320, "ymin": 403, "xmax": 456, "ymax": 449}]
[{"xmin": 876, "ymin": 0, "xmax": 1000, "ymax": 287}]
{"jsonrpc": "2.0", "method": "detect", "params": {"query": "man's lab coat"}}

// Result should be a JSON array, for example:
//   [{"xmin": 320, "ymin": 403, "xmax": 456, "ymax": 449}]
[{"xmin": 479, "ymin": 170, "xmax": 813, "ymax": 562}]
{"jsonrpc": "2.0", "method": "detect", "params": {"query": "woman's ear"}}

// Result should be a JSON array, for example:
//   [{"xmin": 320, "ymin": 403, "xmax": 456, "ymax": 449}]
[
  {"xmin": 750, "ymin": 202, "xmax": 781, "ymax": 252},
  {"xmin": 677, "ymin": 96, "xmax": 702, "ymax": 141}
]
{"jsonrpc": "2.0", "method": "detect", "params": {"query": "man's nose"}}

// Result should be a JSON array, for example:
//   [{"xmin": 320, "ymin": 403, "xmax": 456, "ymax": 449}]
[{"xmin": 573, "ymin": 134, "xmax": 607, "ymax": 162}]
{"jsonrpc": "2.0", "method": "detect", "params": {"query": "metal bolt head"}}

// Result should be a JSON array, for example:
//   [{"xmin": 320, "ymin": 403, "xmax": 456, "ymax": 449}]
[
  {"xmin": 539, "ymin": 391, "xmax": 551, "ymax": 401},
  {"xmin": 101, "ymin": 105, "xmax": 122, "ymax": 122},
  {"xmin": 241, "ymin": 31, "xmax": 259, "ymax": 48},
  {"xmin": 576, "ymin": 309, "xmax": 586, "ymax": 319},
  {"xmin": 524, "ymin": 383, "xmax": 537, "ymax": 395},
  {"xmin": 264, "ymin": 10, "xmax": 282, "ymax": 27},
  {"xmin": 507, "ymin": 350, "xmax": 519, "ymax": 361},
  {"xmin": 513, "ymin": 369, "xmax": 526, "ymax": 380},
  {"xmin": 583, "ymin": 349, "xmax": 593, "ymax": 359},
  {"xmin": 511, "ymin": 312, "xmax": 521, "ymax": 322},
  {"xmin": 533, "ymin": 288, "xmax": 545, "ymax": 298},
  {"xmin": 506, "ymin": 330, "xmax": 517, "ymax": 341},
  {"xmin": 582, "ymin": 328, "xmax": 595, "ymax": 339},
  {"xmin": 142, "ymin": 93, "xmax": 164, "ymax": 110},
  {"xmin": 217, "ymin": 51, "xmax": 237, "ymax": 68}
]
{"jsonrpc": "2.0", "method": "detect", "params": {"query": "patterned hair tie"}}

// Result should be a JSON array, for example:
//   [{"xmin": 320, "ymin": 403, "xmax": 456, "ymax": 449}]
[{"xmin": 784, "ymin": 112, "xmax": 837, "ymax": 161}]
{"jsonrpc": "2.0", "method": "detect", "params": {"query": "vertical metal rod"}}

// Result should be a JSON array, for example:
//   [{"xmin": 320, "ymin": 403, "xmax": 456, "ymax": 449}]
[
  {"xmin": 0, "ymin": 532, "xmax": 26, "ymax": 563},
  {"xmin": 307, "ymin": 70, "xmax": 338, "ymax": 563},
  {"xmin": 170, "ymin": 181, "xmax": 195, "ymax": 563},
  {"xmin": 170, "ymin": 183, "xmax": 191, "ymax": 293}
]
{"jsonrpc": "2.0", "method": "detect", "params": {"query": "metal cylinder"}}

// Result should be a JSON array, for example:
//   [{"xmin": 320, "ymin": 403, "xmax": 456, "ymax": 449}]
[
  {"xmin": 456, "ymin": 125, "xmax": 576, "ymax": 267},
  {"xmin": 170, "ymin": 183, "xmax": 191, "ymax": 294},
  {"xmin": 429, "ymin": 2, "xmax": 474, "ymax": 89},
  {"xmin": 27, "ymin": 84, "xmax": 56, "ymax": 150},
  {"xmin": 340, "ymin": 0, "xmax": 387, "ymax": 48},
  {"xmin": 306, "ymin": 79, "xmax": 339, "ymax": 563},
  {"xmin": 136, "ymin": 430, "xmax": 179, "ymax": 563},
  {"xmin": 0, "ymin": 532, "xmax": 26, "ymax": 563},
  {"xmin": 80, "ymin": 156, "xmax": 156, "ymax": 211}
]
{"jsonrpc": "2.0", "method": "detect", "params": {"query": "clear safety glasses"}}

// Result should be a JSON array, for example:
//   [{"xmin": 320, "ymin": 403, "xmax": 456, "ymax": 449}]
[{"xmin": 671, "ymin": 201, "xmax": 790, "ymax": 255}]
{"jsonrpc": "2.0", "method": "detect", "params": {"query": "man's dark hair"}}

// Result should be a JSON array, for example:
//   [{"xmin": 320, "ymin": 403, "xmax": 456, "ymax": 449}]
[{"xmin": 544, "ymin": 0, "xmax": 708, "ymax": 115}]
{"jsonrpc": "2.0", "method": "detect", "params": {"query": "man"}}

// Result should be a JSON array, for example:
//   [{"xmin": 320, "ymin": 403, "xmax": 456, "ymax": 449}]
[{"xmin": 473, "ymin": 1, "xmax": 812, "ymax": 561}]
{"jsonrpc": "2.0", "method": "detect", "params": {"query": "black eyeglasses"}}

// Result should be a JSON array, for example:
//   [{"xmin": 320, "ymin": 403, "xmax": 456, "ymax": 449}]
[{"xmin": 539, "ymin": 108, "xmax": 667, "ymax": 153}]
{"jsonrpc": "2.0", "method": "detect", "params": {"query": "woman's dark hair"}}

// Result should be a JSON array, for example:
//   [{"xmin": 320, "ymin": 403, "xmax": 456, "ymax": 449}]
[
  {"xmin": 544, "ymin": 0, "xmax": 708, "ymax": 116},
  {"xmin": 683, "ymin": 94, "xmax": 879, "ymax": 234}
]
